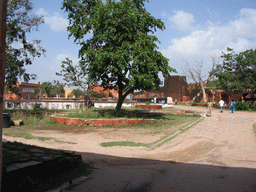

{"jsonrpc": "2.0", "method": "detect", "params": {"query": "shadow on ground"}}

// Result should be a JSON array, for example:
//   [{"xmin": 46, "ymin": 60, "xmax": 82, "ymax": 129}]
[{"xmin": 2, "ymin": 141, "xmax": 256, "ymax": 192}]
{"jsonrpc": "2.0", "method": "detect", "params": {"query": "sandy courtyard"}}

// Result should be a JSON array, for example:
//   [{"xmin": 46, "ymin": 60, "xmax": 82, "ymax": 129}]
[{"xmin": 3, "ymin": 105, "xmax": 256, "ymax": 169}]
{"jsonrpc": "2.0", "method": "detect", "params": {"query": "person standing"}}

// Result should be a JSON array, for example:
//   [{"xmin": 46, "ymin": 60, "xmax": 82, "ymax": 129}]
[
  {"xmin": 207, "ymin": 100, "xmax": 213, "ymax": 117},
  {"xmin": 231, "ymin": 99, "xmax": 236, "ymax": 113},
  {"xmin": 219, "ymin": 99, "xmax": 224, "ymax": 113}
]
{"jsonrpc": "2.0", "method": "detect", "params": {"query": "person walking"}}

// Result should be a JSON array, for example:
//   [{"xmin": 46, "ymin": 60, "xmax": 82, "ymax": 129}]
[
  {"xmin": 207, "ymin": 100, "xmax": 213, "ymax": 117},
  {"xmin": 219, "ymin": 99, "xmax": 224, "ymax": 113},
  {"xmin": 231, "ymin": 99, "xmax": 236, "ymax": 113}
]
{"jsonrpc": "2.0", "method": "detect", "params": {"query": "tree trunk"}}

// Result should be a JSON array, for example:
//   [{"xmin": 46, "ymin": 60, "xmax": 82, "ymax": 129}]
[
  {"xmin": 115, "ymin": 96, "xmax": 125, "ymax": 116},
  {"xmin": 83, "ymin": 92, "xmax": 87, "ymax": 111},
  {"xmin": 115, "ymin": 86, "xmax": 134, "ymax": 116},
  {"xmin": 200, "ymin": 81, "xmax": 207, "ymax": 103},
  {"xmin": 0, "ymin": 1, "xmax": 8, "ymax": 189}
]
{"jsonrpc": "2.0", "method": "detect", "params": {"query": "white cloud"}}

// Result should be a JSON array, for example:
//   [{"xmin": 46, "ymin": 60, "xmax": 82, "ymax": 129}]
[
  {"xmin": 44, "ymin": 12, "xmax": 69, "ymax": 32},
  {"xmin": 36, "ymin": 8, "xmax": 69, "ymax": 32},
  {"xmin": 169, "ymin": 10, "xmax": 195, "ymax": 32},
  {"xmin": 161, "ymin": 8, "xmax": 256, "ymax": 76},
  {"xmin": 36, "ymin": 8, "xmax": 48, "ymax": 16}
]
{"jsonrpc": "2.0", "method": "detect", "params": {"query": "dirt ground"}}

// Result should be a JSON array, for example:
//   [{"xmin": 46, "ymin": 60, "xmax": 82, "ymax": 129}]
[{"xmin": 3, "ymin": 105, "xmax": 256, "ymax": 169}]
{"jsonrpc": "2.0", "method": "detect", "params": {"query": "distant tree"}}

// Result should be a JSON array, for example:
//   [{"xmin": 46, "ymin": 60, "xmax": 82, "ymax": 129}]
[
  {"xmin": 183, "ymin": 60, "xmax": 208, "ymax": 103},
  {"xmin": 62, "ymin": 0, "xmax": 176, "ymax": 115},
  {"xmin": 71, "ymin": 88, "xmax": 84, "ymax": 98},
  {"xmin": 51, "ymin": 80, "xmax": 65, "ymax": 97},
  {"xmin": 41, "ymin": 81, "xmax": 53, "ymax": 97},
  {"xmin": 40, "ymin": 81, "xmax": 65, "ymax": 98},
  {"xmin": 34, "ymin": 87, "xmax": 41, "ymax": 99},
  {"xmin": 90, "ymin": 90, "xmax": 106, "ymax": 98},
  {"xmin": 210, "ymin": 48, "xmax": 256, "ymax": 97},
  {"xmin": 5, "ymin": 0, "xmax": 45, "ymax": 91},
  {"xmin": 56, "ymin": 58, "xmax": 93, "ymax": 110}
]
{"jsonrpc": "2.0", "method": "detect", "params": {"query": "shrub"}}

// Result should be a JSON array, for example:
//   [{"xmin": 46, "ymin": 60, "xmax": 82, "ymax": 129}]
[
  {"xmin": 251, "ymin": 105, "xmax": 256, "ymax": 110},
  {"xmin": 235, "ymin": 101, "xmax": 249, "ymax": 111},
  {"xmin": 145, "ymin": 101, "xmax": 151, "ymax": 105},
  {"xmin": 191, "ymin": 102, "xmax": 197, "ymax": 106}
]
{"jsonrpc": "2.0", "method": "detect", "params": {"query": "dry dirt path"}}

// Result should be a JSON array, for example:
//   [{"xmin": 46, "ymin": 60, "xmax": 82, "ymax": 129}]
[
  {"xmin": 3, "ymin": 105, "xmax": 256, "ymax": 168},
  {"xmin": 3, "ymin": 105, "xmax": 256, "ymax": 191},
  {"xmin": 150, "ymin": 105, "xmax": 256, "ymax": 168}
]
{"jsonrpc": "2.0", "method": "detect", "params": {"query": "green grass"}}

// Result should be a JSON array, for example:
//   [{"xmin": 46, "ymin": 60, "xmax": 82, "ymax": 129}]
[
  {"xmin": 100, "ymin": 141, "xmax": 149, "ymax": 147},
  {"xmin": 59, "ymin": 107, "xmax": 151, "ymax": 119},
  {"xmin": 3, "ymin": 125, "xmax": 76, "ymax": 144},
  {"xmin": 3, "ymin": 109, "xmax": 77, "ymax": 144},
  {"xmin": 100, "ymin": 117, "xmax": 203, "ymax": 148},
  {"xmin": 100, "ymin": 114, "xmax": 202, "ymax": 148},
  {"xmin": 4, "ymin": 108, "xmax": 201, "ymax": 148},
  {"xmin": 254, "ymin": 124, "xmax": 256, "ymax": 137}
]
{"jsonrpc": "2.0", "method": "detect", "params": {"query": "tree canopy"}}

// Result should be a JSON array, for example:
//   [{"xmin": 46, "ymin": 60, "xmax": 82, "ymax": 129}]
[
  {"xmin": 210, "ymin": 48, "xmax": 256, "ymax": 95},
  {"xmin": 71, "ymin": 88, "xmax": 84, "ymax": 98},
  {"xmin": 62, "ymin": 0, "xmax": 176, "ymax": 113},
  {"xmin": 35, "ymin": 81, "xmax": 65, "ymax": 98},
  {"xmin": 6, "ymin": 0, "xmax": 45, "ymax": 91}
]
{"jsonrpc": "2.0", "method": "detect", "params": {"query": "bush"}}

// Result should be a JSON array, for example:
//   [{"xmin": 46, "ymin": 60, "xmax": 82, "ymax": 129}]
[
  {"xmin": 145, "ymin": 101, "xmax": 151, "ymax": 105},
  {"xmin": 251, "ymin": 105, "xmax": 256, "ymax": 110},
  {"xmin": 191, "ymin": 102, "xmax": 197, "ymax": 106},
  {"xmin": 235, "ymin": 101, "xmax": 249, "ymax": 111}
]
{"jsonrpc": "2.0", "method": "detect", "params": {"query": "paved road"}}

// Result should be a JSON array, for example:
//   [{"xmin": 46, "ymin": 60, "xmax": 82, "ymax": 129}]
[{"xmin": 61, "ymin": 105, "xmax": 256, "ymax": 192}]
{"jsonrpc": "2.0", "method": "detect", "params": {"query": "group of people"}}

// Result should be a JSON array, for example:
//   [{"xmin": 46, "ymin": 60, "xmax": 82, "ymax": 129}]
[{"xmin": 206, "ymin": 99, "xmax": 236, "ymax": 117}]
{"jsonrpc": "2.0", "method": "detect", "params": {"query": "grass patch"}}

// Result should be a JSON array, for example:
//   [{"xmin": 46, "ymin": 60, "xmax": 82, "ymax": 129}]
[
  {"xmin": 100, "ymin": 114, "xmax": 202, "ymax": 148},
  {"xmin": 3, "ymin": 109, "xmax": 77, "ymax": 144},
  {"xmin": 100, "ymin": 141, "xmax": 149, "ymax": 147},
  {"xmin": 254, "ymin": 124, "xmax": 256, "ymax": 137},
  {"xmin": 3, "ymin": 125, "xmax": 76, "ymax": 144},
  {"xmin": 152, "ymin": 117, "xmax": 204, "ymax": 148},
  {"xmin": 59, "ymin": 107, "xmax": 161, "ymax": 119}
]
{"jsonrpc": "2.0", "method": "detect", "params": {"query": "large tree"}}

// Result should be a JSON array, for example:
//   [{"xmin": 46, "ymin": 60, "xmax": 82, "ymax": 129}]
[
  {"xmin": 210, "ymin": 48, "xmax": 256, "ymax": 96},
  {"xmin": 62, "ymin": 0, "xmax": 176, "ymax": 114},
  {"xmin": 5, "ymin": 0, "xmax": 45, "ymax": 91}
]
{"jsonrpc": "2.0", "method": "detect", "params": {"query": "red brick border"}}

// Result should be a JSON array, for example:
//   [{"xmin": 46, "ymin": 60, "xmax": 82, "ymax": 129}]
[
  {"xmin": 135, "ymin": 105, "xmax": 162, "ymax": 109},
  {"xmin": 50, "ymin": 116, "xmax": 156, "ymax": 126},
  {"xmin": 196, "ymin": 104, "xmax": 207, "ymax": 107}
]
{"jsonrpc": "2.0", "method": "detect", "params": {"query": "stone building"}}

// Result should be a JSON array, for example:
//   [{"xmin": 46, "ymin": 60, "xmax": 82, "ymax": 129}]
[
  {"xmin": 4, "ymin": 81, "xmax": 41, "ymax": 100},
  {"xmin": 131, "ymin": 75, "xmax": 255, "ymax": 105},
  {"xmin": 132, "ymin": 76, "xmax": 188, "ymax": 102},
  {"xmin": 88, "ymin": 84, "xmax": 119, "ymax": 98}
]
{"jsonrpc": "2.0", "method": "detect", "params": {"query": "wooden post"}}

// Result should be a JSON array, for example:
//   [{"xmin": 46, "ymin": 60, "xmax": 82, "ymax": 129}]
[{"xmin": 0, "ymin": 0, "xmax": 8, "ymax": 190}]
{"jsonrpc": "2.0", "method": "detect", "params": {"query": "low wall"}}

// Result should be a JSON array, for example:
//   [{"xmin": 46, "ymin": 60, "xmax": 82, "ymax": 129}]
[
  {"xmin": 94, "ymin": 102, "xmax": 138, "ymax": 108},
  {"xmin": 135, "ymin": 105, "xmax": 162, "ymax": 109},
  {"xmin": 196, "ymin": 103, "xmax": 207, "ymax": 107},
  {"xmin": 3, "ymin": 100, "xmax": 84, "ymax": 110},
  {"xmin": 50, "ymin": 116, "xmax": 156, "ymax": 126}
]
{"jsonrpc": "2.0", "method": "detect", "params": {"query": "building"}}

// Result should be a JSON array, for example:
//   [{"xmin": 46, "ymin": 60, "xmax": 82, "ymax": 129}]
[
  {"xmin": 131, "ymin": 75, "xmax": 255, "ymax": 105},
  {"xmin": 88, "ymin": 84, "xmax": 119, "ymax": 98},
  {"xmin": 132, "ymin": 76, "xmax": 188, "ymax": 102},
  {"xmin": 65, "ymin": 88, "xmax": 75, "ymax": 98},
  {"xmin": 4, "ymin": 81, "xmax": 41, "ymax": 100}
]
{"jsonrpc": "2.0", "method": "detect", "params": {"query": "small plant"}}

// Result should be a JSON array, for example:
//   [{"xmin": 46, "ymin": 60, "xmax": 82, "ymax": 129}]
[
  {"xmin": 251, "ymin": 105, "xmax": 256, "ymax": 110},
  {"xmin": 235, "ymin": 101, "xmax": 249, "ymax": 111},
  {"xmin": 191, "ymin": 102, "xmax": 197, "ymax": 106},
  {"xmin": 145, "ymin": 101, "xmax": 151, "ymax": 105}
]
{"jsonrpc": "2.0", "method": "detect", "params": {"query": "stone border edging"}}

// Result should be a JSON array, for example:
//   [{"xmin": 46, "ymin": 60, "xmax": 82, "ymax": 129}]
[
  {"xmin": 135, "ymin": 105, "xmax": 162, "ymax": 109},
  {"xmin": 50, "ymin": 116, "xmax": 156, "ymax": 126},
  {"xmin": 147, "ymin": 115, "xmax": 205, "ymax": 150}
]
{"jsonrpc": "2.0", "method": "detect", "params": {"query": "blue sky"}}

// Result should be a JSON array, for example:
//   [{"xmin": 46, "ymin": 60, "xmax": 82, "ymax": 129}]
[{"xmin": 24, "ymin": 0, "xmax": 256, "ymax": 86}]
